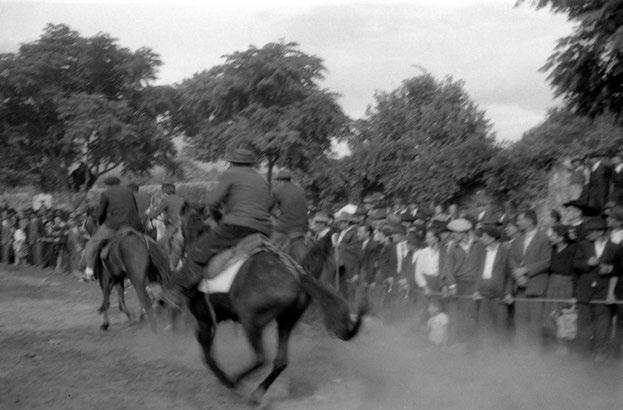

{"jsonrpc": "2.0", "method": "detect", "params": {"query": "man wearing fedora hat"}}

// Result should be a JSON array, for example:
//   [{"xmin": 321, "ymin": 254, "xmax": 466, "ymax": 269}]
[
  {"xmin": 573, "ymin": 216, "xmax": 621, "ymax": 361},
  {"xmin": 83, "ymin": 176, "xmax": 142, "ymax": 280},
  {"xmin": 443, "ymin": 218, "xmax": 485, "ymax": 348},
  {"xmin": 183, "ymin": 148, "xmax": 273, "ymax": 286},
  {"xmin": 270, "ymin": 169, "xmax": 308, "ymax": 263}
]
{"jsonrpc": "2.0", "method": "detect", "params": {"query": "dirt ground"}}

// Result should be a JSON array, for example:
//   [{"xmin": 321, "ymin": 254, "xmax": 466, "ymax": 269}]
[{"xmin": 1, "ymin": 265, "xmax": 622, "ymax": 410}]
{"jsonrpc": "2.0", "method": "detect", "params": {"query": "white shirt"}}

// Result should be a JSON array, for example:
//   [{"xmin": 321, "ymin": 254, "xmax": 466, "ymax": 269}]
[
  {"xmin": 337, "ymin": 226, "xmax": 355, "ymax": 245},
  {"xmin": 317, "ymin": 227, "xmax": 330, "ymax": 240},
  {"xmin": 396, "ymin": 240, "xmax": 408, "ymax": 273},
  {"xmin": 362, "ymin": 238, "xmax": 370, "ymax": 250},
  {"xmin": 594, "ymin": 238, "xmax": 608, "ymax": 258},
  {"xmin": 616, "ymin": 164, "xmax": 623, "ymax": 173},
  {"xmin": 592, "ymin": 160, "xmax": 602, "ymax": 172},
  {"xmin": 611, "ymin": 229, "xmax": 623, "ymax": 245},
  {"xmin": 13, "ymin": 228, "xmax": 26, "ymax": 243},
  {"xmin": 414, "ymin": 247, "xmax": 440, "ymax": 288},
  {"xmin": 523, "ymin": 228, "xmax": 537, "ymax": 255},
  {"xmin": 459, "ymin": 237, "xmax": 473, "ymax": 253},
  {"xmin": 482, "ymin": 243, "xmax": 499, "ymax": 280}
]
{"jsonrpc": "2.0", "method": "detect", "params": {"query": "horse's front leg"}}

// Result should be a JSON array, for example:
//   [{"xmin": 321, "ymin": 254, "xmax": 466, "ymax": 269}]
[{"xmin": 98, "ymin": 274, "xmax": 113, "ymax": 331}]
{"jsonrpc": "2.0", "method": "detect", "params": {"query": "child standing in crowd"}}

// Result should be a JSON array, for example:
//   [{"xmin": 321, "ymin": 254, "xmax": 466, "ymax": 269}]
[
  {"xmin": 12, "ymin": 218, "xmax": 28, "ymax": 265},
  {"xmin": 427, "ymin": 299, "xmax": 449, "ymax": 346}
]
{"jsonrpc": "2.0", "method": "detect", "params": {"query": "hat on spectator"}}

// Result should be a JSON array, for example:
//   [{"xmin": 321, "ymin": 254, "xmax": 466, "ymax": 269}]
[
  {"xmin": 224, "ymin": 148, "xmax": 256, "ymax": 165},
  {"xmin": 388, "ymin": 223, "xmax": 406, "ymax": 235},
  {"xmin": 429, "ymin": 219, "xmax": 449, "ymax": 233},
  {"xmin": 368, "ymin": 209, "xmax": 386, "ymax": 220},
  {"xmin": 447, "ymin": 218, "xmax": 473, "ymax": 233},
  {"xmin": 275, "ymin": 169, "xmax": 292, "ymax": 181},
  {"xmin": 312, "ymin": 212, "xmax": 330, "ymax": 224},
  {"xmin": 480, "ymin": 224, "xmax": 502, "ymax": 240},
  {"xmin": 609, "ymin": 205, "xmax": 623, "ymax": 222},
  {"xmin": 583, "ymin": 216, "xmax": 608, "ymax": 232},
  {"xmin": 562, "ymin": 200, "xmax": 600, "ymax": 216},
  {"xmin": 385, "ymin": 213, "xmax": 402, "ymax": 225},
  {"xmin": 335, "ymin": 212, "xmax": 357, "ymax": 223},
  {"xmin": 103, "ymin": 176, "xmax": 121, "ymax": 186}
]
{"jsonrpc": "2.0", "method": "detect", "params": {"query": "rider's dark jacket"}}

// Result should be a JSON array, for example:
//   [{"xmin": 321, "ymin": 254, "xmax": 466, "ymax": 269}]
[{"xmin": 98, "ymin": 185, "xmax": 142, "ymax": 230}]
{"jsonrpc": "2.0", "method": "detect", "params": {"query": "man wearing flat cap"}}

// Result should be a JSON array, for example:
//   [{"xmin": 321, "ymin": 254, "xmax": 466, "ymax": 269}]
[
  {"xmin": 83, "ymin": 176, "xmax": 142, "ymax": 280},
  {"xmin": 573, "ymin": 216, "xmax": 621, "ymax": 361},
  {"xmin": 183, "ymin": 148, "xmax": 274, "ymax": 288},
  {"xmin": 443, "ymin": 217, "xmax": 485, "ymax": 347},
  {"xmin": 270, "ymin": 169, "xmax": 309, "ymax": 263}
]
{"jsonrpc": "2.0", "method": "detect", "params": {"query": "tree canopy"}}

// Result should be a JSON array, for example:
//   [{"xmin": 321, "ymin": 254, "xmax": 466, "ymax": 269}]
[
  {"xmin": 175, "ymin": 40, "xmax": 348, "ymax": 184},
  {"xmin": 343, "ymin": 74, "xmax": 497, "ymax": 204},
  {"xmin": 0, "ymin": 24, "xmax": 177, "ymax": 191},
  {"xmin": 520, "ymin": 0, "xmax": 623, "ymax": 120}
]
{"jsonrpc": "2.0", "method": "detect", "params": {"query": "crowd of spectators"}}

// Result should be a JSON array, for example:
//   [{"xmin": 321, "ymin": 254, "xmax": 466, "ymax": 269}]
[{"xmin": 0, "ymin": 204, "xmax": 89, "ymax": 276}]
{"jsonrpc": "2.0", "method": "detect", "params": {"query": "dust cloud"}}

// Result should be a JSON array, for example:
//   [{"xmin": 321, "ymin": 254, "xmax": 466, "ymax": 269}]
[{"xmin": 122, "ymin": 311, "xmax": 622, "ymax": 410}]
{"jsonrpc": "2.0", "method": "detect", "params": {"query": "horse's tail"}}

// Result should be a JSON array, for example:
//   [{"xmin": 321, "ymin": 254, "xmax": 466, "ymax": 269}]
[
  {"xmin": 299, "ymin": 273, "xmax": 367, "ymax": 341},
  {"xmin": 145, "ymin": 237, "xmax": 172, "ymax": 285}
]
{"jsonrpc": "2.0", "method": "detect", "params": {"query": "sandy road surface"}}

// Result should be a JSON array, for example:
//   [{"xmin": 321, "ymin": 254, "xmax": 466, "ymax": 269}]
[{"xmin": 1, "ymin": 265, "xmax": 622, "ymax": 409}]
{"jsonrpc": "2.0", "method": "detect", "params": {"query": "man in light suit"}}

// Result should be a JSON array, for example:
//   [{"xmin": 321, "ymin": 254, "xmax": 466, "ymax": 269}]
[{"xmin": 508, "ymin": 209, "xmax": 551, "ymax": 345}]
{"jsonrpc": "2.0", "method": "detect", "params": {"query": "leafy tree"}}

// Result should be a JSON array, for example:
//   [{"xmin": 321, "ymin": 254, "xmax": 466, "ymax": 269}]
[
  {"xmin": 345, "ymin": 74, "xmax": 497, "ymax": 204},
  {"xmin": 0, "ymin": 24, "xmax": 177, "ymax": 191},
  {"xmin": 485, "ymin": 107, "xmax": 623, "ymax": 204},
  {"xmin": 175, "ymin": 41, "xmax": 348, "ymax": 184},
  {"xmin": 520, "ymin": 0, "xmax": 623, "ymax": 120}
]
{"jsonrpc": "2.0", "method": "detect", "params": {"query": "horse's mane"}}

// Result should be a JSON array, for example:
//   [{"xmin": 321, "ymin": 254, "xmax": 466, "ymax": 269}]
[{"xmin": 300, "ymin": 230, "xmax": 335, "ymax": 279}]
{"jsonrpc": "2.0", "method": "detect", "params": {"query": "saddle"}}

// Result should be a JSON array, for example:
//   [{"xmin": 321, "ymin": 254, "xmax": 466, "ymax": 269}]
[
  {"xmin": 203, "ymin": 234, "xmax": 265, "ymax": 280},
  {"xmin": 198, "ymin": 233, "xmax": 303, "ymax": 295},
  {"xmin": 99, "ymin": 227, "xmax": 136, "ymax": 260}
]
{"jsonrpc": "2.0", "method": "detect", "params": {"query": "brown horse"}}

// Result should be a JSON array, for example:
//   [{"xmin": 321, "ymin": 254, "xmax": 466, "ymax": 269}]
[
  {"xmin": 85, "ymin": 208, "xmax": 171, "ymax": 331},
  {"xmin": 172, "ymin": 204, "xmax": 366, "ymax": 404}
]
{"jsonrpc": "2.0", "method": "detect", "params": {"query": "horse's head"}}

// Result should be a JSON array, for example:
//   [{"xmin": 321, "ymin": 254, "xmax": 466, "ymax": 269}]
[
  {"xmin": 84, "ymin": 205, "xmax": 98, "ymax": 236},
  {"xmin": 180, "ymin": 201, "xmax": 210, "ymax": 248}
]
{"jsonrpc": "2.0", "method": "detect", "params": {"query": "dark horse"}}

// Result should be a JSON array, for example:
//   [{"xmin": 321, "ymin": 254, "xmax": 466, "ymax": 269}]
[
  {"xmin": 85, "ymin": 207, "xmax": 171, "ymax": 331},
  {"xmin": 172, "ymin": 204, "xmax": 367, "ymax": 404}
]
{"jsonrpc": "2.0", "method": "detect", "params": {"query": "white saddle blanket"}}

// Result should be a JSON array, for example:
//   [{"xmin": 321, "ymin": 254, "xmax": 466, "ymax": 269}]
[{"xmin": 198, "ymin": 258, "xmax": 246, "ymax": 294}]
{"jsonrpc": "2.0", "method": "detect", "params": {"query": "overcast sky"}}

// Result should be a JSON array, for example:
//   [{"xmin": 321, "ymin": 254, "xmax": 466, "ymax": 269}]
[{"xmin": 0, "ymin": 0, "xmax": 573, "ymax": 142}]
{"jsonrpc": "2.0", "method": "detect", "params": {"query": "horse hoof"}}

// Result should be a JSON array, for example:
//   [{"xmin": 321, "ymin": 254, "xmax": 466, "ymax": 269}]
[
  {"xmin": 100, "ymin": 323, "xmax": 109, "ymax": 331},
  {"xmin": 249, "ymin": 388, "xmax": 266, "ymax": 406}
]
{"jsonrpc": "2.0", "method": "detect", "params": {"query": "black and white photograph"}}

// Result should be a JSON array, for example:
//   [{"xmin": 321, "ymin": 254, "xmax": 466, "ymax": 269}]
[{"xmin": 1, "ymin": 0, "xmax": 622, "ymax": 408}]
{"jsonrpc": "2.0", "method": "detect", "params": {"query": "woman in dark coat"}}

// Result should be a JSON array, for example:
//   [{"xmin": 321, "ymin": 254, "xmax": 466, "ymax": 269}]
[{"xmin": 541, "ymin": 225, "xmax": 577, "ymax": 348}]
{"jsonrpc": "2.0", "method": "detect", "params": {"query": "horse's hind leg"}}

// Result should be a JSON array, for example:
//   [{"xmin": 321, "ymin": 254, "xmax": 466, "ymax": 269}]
[
  {"xmin": 116, "ymin": 281, "xmax": 133, "ymax": 321},
  {"xmin": 251, "ymin": 305, "xmax": 305, "ymax": 403},
  {"xmin": 187, "ymin": 288, "xmax": 235, "ymax": 388},
  {"xmin": 98, "ymin": 274, "xmax": 113, "ymax": 331},
  {"xmin": 232, "ymin": 323, "xmax": 266, "ymax": 386},
  {"xmin": 132, "ymin": 278, "xmax": 157, "ymax": 333}
]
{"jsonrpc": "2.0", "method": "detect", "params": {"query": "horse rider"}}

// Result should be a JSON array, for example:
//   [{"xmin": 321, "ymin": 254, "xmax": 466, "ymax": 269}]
[
  {"xmin": 270, "ymin": 169, "xmax": 309, "ymax": 263},
  {"xmin": 146, "ymin": 183, "xmax": 185, "ymax": 270},
  {"xmin": 179, "ymin": 148, "xmax": 274, "ymax": 290},
  {"xmin": 83, "ymin": 176, "xmax": 142, "ymax": 280}
]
